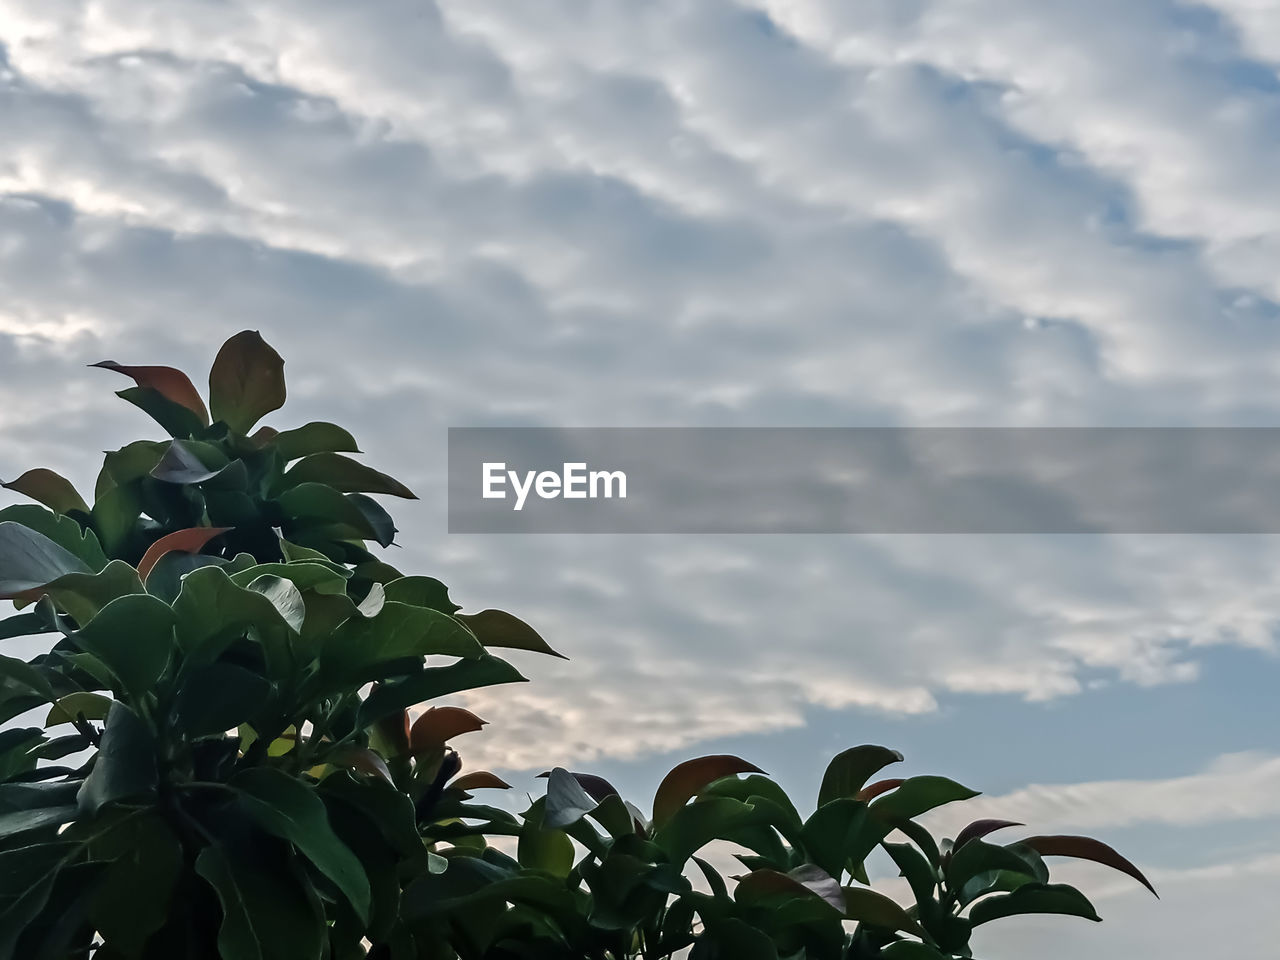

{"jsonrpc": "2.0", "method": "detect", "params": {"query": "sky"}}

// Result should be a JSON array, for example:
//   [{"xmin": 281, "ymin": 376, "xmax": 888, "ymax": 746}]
[{"xmin": 2, "ymin": 1, "xmax": 1279, "ymax": 956}]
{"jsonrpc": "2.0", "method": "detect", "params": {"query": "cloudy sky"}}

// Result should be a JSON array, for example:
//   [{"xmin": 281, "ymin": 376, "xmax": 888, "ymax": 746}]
[{"xmin": 3, "ymin": 1, "xmax": 1280, "ymax": 956}]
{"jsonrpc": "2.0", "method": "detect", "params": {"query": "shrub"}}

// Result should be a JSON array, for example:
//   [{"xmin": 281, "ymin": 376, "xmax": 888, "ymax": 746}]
[{"xmin": 0, "ymin": 332, "xmax": 1154, "ymax": 959}]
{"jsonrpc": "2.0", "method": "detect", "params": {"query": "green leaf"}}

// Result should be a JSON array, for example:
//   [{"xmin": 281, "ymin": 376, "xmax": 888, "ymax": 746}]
[
  {"xmin": 149, "ymin": 439, "xmax": 231, "ymax": 485},
  {"xmin": 0, "ymin": 506, "xmax": 107, "ymax": 572},
  {"xmin": 319, "ymin": 602, "xmax": 484, "ymax": 688},
  {"xmin": 0, "ymin": 842, "xmax": 74, "ymax": 960},
  {"xmin": 173, "ymin": 662, "xmax": 271, "ymax": 737},
  {"xmin": 654, "ymin": 797, "xmax": 760, "ymax": 866},
  {"xmin": 519, "ymin": 799, "xmax": 575, "ymax": 878},
  {"xmin": 0, "ymin": 781, "xmax": 80, "ymax": 839},
  {"xmin": 0, "ymin": 654, "xmax": 55, "ymax": 701},
  {"xmin": 195, "ymin": 844, "xmax": 323, "ymax": 960},
  {"xmin": 0, "ymin": 612, "xmax": 50, "ymax": 642},
  {"xmin": 229, "ymin": 561, "xmax": 350, "ymax": 595},
  {"xmin": 818, "ymin": 746, "xmax": 904, "ymax": 807},
  {"xmin": 273, "ymin": 422, "xmax": 360, "ymax": 461},
  {"xmin": 800, "ymin": 797, "xmax": 874, "ymax": 881},
  {"xmin": 280, "ymin": 453, "xmax": 415, "ymax": 499},
  {"xmin": 116, "ymin": 386, "xmax": 206, "ymax": 439},
  {"xmin": 243, "ymin": 575, "xmax": 306, "ymax": 632},
  {"xmin": 90, "ymin": 813, "xmax": 183, "ymax": 955},
  {"xmin": 841, "ymin": 886, "xmax": 926, "ymax": 936},
  {"xmin": 0, "ymin": 521, "xmax": 91, "ymax": 597},
  {"xmin": 346, "ymin": 493, "xmax": 396, "ymax": 547},
  {"xmin": 1, "ymin": 470, "xmax": 89, "ymax": 515},
  {"xmin": 948, "ymin": 837, "xmax": 1042, "ymax": 886},
  {"xmin": 357, "ymin": 656, "xmax": 526, "ymax": 730},
  {"xmin": 968, "ymin": 882, "xmax": 1101, "ymax": 925},
  {"xmin": 653, "ymin": 755, "xmax": 765, "ymax": 828},
  {"xmin": 42, "ymin": 561, "xmax": 145, "ymax": 625},
  {"xmin": 319, "ymin": 771, "xmax": 423, "ymax": 860},
  {"xmin": 381, "ymin": 576, "xmax": 459, "ymax": 614},
  {"xmin": 870, "ymin": 776, "xmax": 980, "ymax": 823},
  {"xmin": 456, "ymin": 608, "xmax": 566, "ymax": 659},
  {"xmin": 171, "ymin": 565, "xmax": 296, "ymax": 674},
  {"xmin": 208, "ymin": 331, "xmax": 287, "ymax": 435},
  {"xmin": 71, "ymin": 594, "xmax": 175, "ymax": 701},
  {"xmin": 699, "ymin": 919, "xmax": 778, "ymax": 960},
  {"xmin": 77, "ymin": 703, "xmax": 157, "ymax": 815},
  {"xmin": 232, "ymin": 767, "xmax": 371, "ymax": 923}
]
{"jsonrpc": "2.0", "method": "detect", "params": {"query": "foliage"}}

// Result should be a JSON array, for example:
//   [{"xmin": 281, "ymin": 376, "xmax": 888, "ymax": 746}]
[{"xmin": 0, "ymin": 332, "xmax": 1155, "ymax": 958}]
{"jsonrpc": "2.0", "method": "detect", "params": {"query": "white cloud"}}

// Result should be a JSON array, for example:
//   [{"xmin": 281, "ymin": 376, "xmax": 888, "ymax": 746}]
[{"xmin": 2, "ymin": 4, "xmax": 1279, "ymax": 952}]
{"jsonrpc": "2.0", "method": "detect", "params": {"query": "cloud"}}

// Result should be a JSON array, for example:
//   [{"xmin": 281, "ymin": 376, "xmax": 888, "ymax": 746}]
[{"xmin": 1, "ymin": 4, "xmax": 1280, "ymax": 952}]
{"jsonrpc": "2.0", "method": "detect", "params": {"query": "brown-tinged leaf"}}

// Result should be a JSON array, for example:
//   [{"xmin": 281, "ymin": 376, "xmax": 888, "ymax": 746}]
[
  {"xmin": 138, "ymin": 527, "xmax": 232, "ymax": 580},
  {"xmin": 451, "ymin": 771, "xmax": 511, "ymax": 791},
  {"xmin": 91, "ymin": 361, "xmax": 210, "ymax": 424},
  {"xmin": 1021, "ymin": 835, "xmax": 1158, "ymax": 897},
  {"xmin": 208, "ymin": 330, "xmax": 286, "ymax": 435},
  {"xmin": 857, "ymin": 778, "xmax": 905, "ymax": 803},
  {"xmin": 652, "ymin": 755, "xmax": 765, "ymax": 826},
  {"xmin": 953, "ymin": 819, "xmax": 1024, "ymax": 851},
  {"xmin": 409, "ymin": 706, "xmax": 486, "ymax": 754},
  {"xmin": 1, "ymin": 469, "xmax": 90, "ymax": 515},
  {"xmin": 455, "ymin": 609, "xmax": 567, "ymax": 659}
]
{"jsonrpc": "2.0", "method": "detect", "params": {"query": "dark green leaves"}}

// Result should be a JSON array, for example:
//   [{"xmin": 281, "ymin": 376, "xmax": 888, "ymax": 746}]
[
  {"xmin": 71, "ymin": 594, "xmax": 175, "ymax": 700},
  {"xmin": 818, "ymin": 745, "xmax": 903, "ymax": 807},
  {"xmin": 456, "ymin": 609, "xmax": 566, "ymax": 659},
  {"xmin": 173, "ymin": 662, "xmax": 271, "ymax": 737},
  {"xmin": 232, "ymin": 768, "xmax": 371, "ymax": 923},
  {"xmin": 869, "ymin": 776, "xmax": 980, "ymax": 822},
  {"xmin": 968, "ymin": 883, "xmax": 1101, "ymax": 925},
  {"xmin": 77, "ymin": 703, "xmax": 157, "ymax": 815},
  {"xmin": 280, "ymin": 454, "xmax": 416, "ymax": 499},
  {"xmin": 273, "ymin": 422, "xmax": 359, "ymax": 461},
  {"xmin": 0, "ymin": 521, "xmax": 91, "ymax": 597},
  {"xmin": 195, "ymin": 844, "xmax": 324, "ymax": 960},
  {"xmin": 209, "ymin": 331, "xmax": 287, "ymax": 435},
  {"xmin": 1, "ymin": 470, "xmax": 89, "ymax": 515},
  {"xmin": 319, "ymin": 601, "xmax": 483, "ymax": 689}
]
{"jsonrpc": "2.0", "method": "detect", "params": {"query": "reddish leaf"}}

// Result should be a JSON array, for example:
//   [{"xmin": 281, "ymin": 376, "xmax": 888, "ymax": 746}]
[
  {"xmin": 652, "ymin": 755, "xmax": 765, "ymax": 826},
  {"xmin": 535, "ymin": 770, "xmax": 621, "ymax": 804},
  {"xmin": 91, "ymin": 361, "xmax": 210, "ymax": 425},
  {"xmin": 1, "ymin": 469, "xmax": 89, "ymax": 515},
  {"xmin": 137, "ymin": 527, "xmax": 231, "ymax": 580},
  {"xmin": 857, "ymin": 778, "xmax": 904, "ymax": 803},
  {"xmin": 250, "ymin": 426, "xmax": 279, "ymax": 447},
  {"xmin": 954, "ymin": 819, "xmax": 1024, "ymax": 851},
  {"xmin": 409, "ymin": 706, "xmax": 486, "ymax": 754},
  {"xmin": 1022, "ymin": 835, "xmax": 1158, "ymax": 897},
  {"xmin": 451, "ymin": 771, "xmax": 512, "ymax": 791}
]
